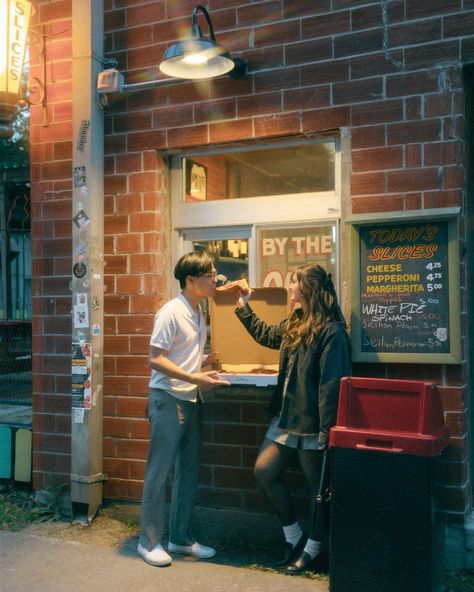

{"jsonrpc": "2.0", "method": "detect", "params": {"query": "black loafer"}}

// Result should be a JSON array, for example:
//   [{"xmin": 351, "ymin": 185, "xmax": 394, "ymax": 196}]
[
  {"xmin": 284, "ymin": 550, "xmax": 319, "ymax": 575},
  {"xmin": 277, "ymin": 534, "xmax": 306, "ymax": 567}
]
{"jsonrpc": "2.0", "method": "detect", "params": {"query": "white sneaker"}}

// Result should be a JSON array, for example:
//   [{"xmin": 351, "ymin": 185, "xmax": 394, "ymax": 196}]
[
  {"xmin": 168, "ymin": 541, "xmax": 216, "ymax": 559},
  {"xmin": 137, "ymin": 543, "xmax": 172, "ymax": 566}
]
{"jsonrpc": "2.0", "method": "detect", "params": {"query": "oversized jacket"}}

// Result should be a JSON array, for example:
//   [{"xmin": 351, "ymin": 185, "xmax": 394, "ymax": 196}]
[{"xmin": 235, "ymin": 303, "xmax": 352, "ymax": 446}]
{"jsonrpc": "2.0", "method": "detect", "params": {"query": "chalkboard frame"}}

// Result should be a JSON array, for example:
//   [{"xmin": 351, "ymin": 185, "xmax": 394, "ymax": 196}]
[{"xmin": 347, "ymin": 208, "xmax": 461, "ymax": 364}]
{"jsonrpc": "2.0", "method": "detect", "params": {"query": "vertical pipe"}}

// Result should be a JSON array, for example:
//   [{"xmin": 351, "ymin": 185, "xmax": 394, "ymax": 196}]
[{"xmin": 70, "ymin": 0, "xmax": 105, "ymax": 524}]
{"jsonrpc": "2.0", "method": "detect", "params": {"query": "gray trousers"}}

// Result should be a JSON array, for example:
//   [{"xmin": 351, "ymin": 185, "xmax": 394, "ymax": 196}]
[{"xmin": 139, "ymin": 388, "xmax": 203, "ymax": 551}]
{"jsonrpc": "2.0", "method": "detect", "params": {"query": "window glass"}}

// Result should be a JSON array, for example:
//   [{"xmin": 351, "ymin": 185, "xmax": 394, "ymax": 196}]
[
  {"xmin": 257, "ymin": 223, "xmax": 337, "ymax": 288},
  {"xmin": 183, "ymin": 141, "xmax": 335, "ymax": 202},
  {"xmin": 193, "ymin": 239, "xmax": 249, "ymax": 286}
]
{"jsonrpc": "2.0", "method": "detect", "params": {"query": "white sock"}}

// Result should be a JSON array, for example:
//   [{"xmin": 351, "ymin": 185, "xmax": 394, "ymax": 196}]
[
  {"xmin": 282, "ymin": 522, "xmax": 303, "ymax": 547},
  {"xmin": 303, "ymin": 538, "xmax": 322, "ymax": 559}
]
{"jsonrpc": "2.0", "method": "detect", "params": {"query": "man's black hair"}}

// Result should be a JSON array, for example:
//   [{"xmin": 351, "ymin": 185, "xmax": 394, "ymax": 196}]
[{"xmin": 174, "ymin": 250, "xmax": 215, "ymax": 289}]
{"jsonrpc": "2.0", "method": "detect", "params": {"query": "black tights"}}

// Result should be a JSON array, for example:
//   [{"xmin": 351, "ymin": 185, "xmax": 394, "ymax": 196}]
[{"xmin": 254, "ymin": 438, "xmax": 328, "ymax": 541}]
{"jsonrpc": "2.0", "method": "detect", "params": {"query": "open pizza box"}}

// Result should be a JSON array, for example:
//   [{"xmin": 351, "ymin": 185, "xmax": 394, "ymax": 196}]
[{"xmin": 209, "ymin": 287, "xmax": 289, "ymax": 386}]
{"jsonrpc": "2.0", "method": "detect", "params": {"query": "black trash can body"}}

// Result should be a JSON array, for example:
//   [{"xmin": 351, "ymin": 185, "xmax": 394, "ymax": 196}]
[
  {"xmin": 328, "ymin": 377, "xmax": 449, "ymax": 592},
  {"xmin": 330, "ymin": 448, "xmax": 444, "ymax": 592}
]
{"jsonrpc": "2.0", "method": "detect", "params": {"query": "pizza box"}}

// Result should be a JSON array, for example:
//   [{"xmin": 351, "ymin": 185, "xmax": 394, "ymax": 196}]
[{"xmin": 209, "ymin": 287, "xmax": 289, "ymax": 387}]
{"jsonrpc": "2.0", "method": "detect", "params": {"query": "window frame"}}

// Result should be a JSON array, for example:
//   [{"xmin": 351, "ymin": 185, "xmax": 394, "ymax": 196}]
[{"xmin": 171, "ymin": 137, "xmax": 341, "ymax": 281}]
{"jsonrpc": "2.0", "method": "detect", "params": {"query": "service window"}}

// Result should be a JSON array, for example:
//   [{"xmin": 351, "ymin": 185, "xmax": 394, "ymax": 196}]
[{"xmin": 170, "ymin": 138, "xmax": 341, "ymax": 378}]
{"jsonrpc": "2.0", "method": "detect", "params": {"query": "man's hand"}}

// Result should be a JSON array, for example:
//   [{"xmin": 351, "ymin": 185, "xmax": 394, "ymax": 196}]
[{"xmin": 193, "ymin": 370, "xmax": 230, "ymax": 390}]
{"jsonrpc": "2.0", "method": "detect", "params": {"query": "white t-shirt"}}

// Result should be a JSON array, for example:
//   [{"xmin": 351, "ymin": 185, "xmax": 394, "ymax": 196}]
[{"xmin": 148, "ymin": 292, "xmax": 206, "ymax": 402}]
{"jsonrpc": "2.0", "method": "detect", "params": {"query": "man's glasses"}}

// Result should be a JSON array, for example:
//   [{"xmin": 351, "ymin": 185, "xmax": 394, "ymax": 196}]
[{"xmin": 200, "ymin": 271, "xmax": 218, "ymax": 279}]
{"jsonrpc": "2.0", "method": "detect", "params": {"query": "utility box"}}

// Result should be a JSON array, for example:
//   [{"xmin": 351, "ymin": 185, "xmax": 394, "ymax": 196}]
[
  {"xmin": 209, "ymin": 288, "xmax": 288, "ymax": 386},
  {"xmin": 329, "ymin": 377, "xmax": 449, "ymax": 592}
]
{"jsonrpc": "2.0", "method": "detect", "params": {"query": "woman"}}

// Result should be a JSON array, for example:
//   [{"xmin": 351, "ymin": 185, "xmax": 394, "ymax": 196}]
[{"xmin": 224, "ymin": 264, "xmax": 351, "ymax": 574}]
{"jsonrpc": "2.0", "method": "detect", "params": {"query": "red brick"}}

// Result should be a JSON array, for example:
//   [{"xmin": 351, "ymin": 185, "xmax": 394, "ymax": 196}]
[
  {"xmin": 130, "ymin": 253, "xmax": 160, "ymax": 273},
  {"xmin": 285, "ymin": 38, "xmax": 332, "ymax": 66},
  {"xmin": 351, "ymin": 4, "xmax": 383, "ymax": 29},
  {"xmin": 116, "ymin": 275, "xmax": 142, "ymax": 293},
  {"xmin": 113, "ymin": 111, "xmax": 152, "ymax": 134},
  {"xmin": 209, "ymin": 119, "xmax": 253, "ymax": 143},
  {"xmin": 104, "ymin": 417, "xmax": 131, "ymax": 438},
  {"xmin": 444, "ymin": 11, "xmax": 474, "ymax": 37},
  {"xmin": 153, "ymin": 105, "xmax": 194, "ymax": 129},
  {"xmin": 352, "ymin": 146, "xmax": 403, "ymax": 172},
  {"xmin": 424, "ymin": 141, "xmax": 458, "ymax": 166},
  {"xmin": 405, "ymin": 144, "xmax": 422, "ymax": 167},
  {"xmin": 387, "ymin": 72, "xmax": 440, "ymax": 97},
  {"xmin": 105, "ymin": 134, "xmax": 127, "ymax": 155},
  {"xmin": 424, "ymin": 93, "xmax": 454, "ymax": 117},
  {"xmin": 351, "ymin": 171, "xmax": 385, "ymax": 195},
  {"xmin": 104, "ymin": 174, "xmax": 128, "ymax": 195},
  {"xmin": 103, "ymin": 458, "xmax": 131, "ymax": 480},
  {"xmin": 130, "ymin": 212, "xmax": 161, "ymax": 233},
  {"xmin": 253, "ymin": 21, "xmax": 300, "ymax": 47},
  {"xmin": 104, "ymin": 9, "xmax": 126, "ymax": 31},
  {"xmin": 333, "ymin": 77, "xmax": 383, "ymax": 105},
  {"xmin": 194, "ymin": 99, "xmax": 237, "ymax": 124},
  {"xmin": 127, "ymin": 44, "xmax": 165, "ymax": 69},
  {"xmin": 405, "ymin": 0, "xmax": 461, "ymax": 19},
  {"xmin": 301, "ymin": 62, "xmax": 348, "ymax": 92},
  {"xmin": 40, "ymin": 1, "xmax": 72, "ymax": 22},
  {"xmin": 128, "ymin": 130, "xmax": 166, "ymax": 152},
  {"xmin": 388, "ymin": 18, "xmax": 442, "ymax": 47},
  {"xmin": 129, "ymin": 172, "xmax": 157, "ymax": 193},
  {"xmin": 117, "ymin": 315, "xmax": 154, "ymax": 336},
  {"xmin": 116, "ymin": 396, "xmax": 148, "ymax": 418},
  {"xmin": 131, "ymin": 294, "xmax": 160, "ymax": 314},
  {"xmin": 167, "ymin": 125, "xmax": 208, "ymax": 148},
  {"xmin": 302, "ymin": 107, "xmax": 351, "ymax": 132},
  {"xmin": 386, "ymin": 168, "xmax": 440, "ymax": 192},
  {"xmin": 104, "ymin": 335, "xmax": 130, "ymax": 354},
  {"xmin": 113, "ymin": 25, "xmax": 153, "ymax": 50},
  {"xmin": 116, "ymin": 233, "xmax": 141, "ymax": 253},
  {"xmin": 352, "ymin": 194, "xmax": 404, "ymax": 214},
  {"xmin": 387, "ymin": 120, "xmax": 441, "ymax": 145},
  {"xmin": 405, "ymin": 41, "xmax": 460, "ymax": 70},
  {"xmin": 334, "ymin": 29, "xmax": 383, "ymax": 58},
  {"xmin": 302, "ymin": 11, "xmax": 350, "ymax": 38},
  {"xmin": 254, "ymin": 68, "xmax": 300, "ymax": 94},
  {"xmin": 283, "ymin": 86, "xmax": 330, "ymax": 111},
  {"xmin": 127, "ymin": 2, "xmax": 165, "ymax": 26},
  {"xmin": 254, "ymin": 113, "xmax": 300, "ymax": 137},
  {"xmin": 104, "ymin": 254, "xmax": 128, "ymax": 273},
  {"xmin": 350, "ymin": 51, "xmax": 404, "ymax": 79},
  {"xmin": 352, "ymin": 99, "xmax": 403, "ymax": 125},
  {"xmin": 240, "ymin": 45, "xmax": 284, "ymax": 71}
]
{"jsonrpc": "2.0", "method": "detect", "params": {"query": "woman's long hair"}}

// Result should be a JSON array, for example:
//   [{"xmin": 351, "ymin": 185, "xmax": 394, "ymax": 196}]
[{"xmin": 283, "ymin": 264, "xmax": 346, "ymax": 350}]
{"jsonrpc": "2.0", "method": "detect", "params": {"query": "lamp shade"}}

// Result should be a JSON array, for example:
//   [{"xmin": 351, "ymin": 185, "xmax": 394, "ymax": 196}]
[
  {"xmin": 159, "ymin": 26, "xmax": 235, "ymax": 80},
  {"xmin": 0, "ymin": 0, "xmax": 32, "ymax": 95}
]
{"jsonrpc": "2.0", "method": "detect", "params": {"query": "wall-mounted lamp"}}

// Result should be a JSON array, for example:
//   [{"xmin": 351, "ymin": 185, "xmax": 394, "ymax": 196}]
[
  {"xmin": 159, "ymin": 5, "xmax": 246, "ymax": 80},
  {"xmin": 97, "ymin": 4, "xmax": 246, "ymax": 106},
  {"xmin": 0, "ymin": 0, "xmax": 33, "ymax": 138}
]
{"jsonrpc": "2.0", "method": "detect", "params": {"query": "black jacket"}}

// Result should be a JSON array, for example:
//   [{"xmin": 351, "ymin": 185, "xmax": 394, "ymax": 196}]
[{"xmin": 235, "ymin": 304, "xmax": 351, "ymax": 445}]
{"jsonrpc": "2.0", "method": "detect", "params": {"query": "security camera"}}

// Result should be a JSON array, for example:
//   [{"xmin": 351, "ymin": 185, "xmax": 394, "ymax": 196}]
[{"xmin": 97, "ymin": 68, "xmax": 124, "ymax": 94}]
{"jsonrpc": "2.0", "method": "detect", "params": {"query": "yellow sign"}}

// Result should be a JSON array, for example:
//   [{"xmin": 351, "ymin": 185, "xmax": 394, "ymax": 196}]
[{"xmin": 0, "ymin": 0, "xmax": 32, "ymax": 95}]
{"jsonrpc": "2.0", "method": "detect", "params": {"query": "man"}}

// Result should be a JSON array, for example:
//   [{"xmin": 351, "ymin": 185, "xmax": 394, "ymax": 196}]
[{"xmin": 138, "ymin": 251, "xmax": 229, "ymax": 567}]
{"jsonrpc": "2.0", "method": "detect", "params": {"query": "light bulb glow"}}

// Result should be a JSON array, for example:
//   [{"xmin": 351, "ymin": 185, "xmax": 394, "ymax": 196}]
[{"xmin": 183, "ymin": 53, "xmax": 208, "ymax": 65}]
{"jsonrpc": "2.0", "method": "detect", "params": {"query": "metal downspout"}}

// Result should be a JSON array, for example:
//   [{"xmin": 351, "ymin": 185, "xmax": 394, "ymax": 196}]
[{"xmin": 70, "ymin": 0, "xmax": 105, "ymax": 524}]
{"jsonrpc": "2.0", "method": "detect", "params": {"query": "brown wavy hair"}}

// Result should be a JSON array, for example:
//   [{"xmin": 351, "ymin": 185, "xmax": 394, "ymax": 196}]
[{"xmin": 283, "ymin": 264, "xmax": 346, "ymax": 350}]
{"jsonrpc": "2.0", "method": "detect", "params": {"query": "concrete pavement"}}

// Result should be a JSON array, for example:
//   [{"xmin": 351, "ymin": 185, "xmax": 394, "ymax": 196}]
[{"xmin": 0, "ymin": 530, "xmax": 329, "ymax": 592}]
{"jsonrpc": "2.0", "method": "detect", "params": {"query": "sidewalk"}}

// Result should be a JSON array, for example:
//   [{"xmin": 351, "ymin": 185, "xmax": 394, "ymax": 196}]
[
  {"xmin": 0, "ymin": 504, "xmax": 329, "ymax": 592},
  {"xmin": 0, "ymin": 531, "xmax": 328, "ymax": 592}
]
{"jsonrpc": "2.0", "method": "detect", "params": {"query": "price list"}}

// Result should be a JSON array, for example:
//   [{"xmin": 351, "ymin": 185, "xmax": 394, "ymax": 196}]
[{"xmin": 359, "ymin": 221, "xmax": 450, "ymax": 355}]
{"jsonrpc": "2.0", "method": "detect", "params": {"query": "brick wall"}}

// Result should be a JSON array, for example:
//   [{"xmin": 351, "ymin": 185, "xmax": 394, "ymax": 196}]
[
  {"xmin": 30, "ymin": 0, "xmax": 474, "ymax": 522},
  {"xmin": 30, "ymin": 0, "xmax": 73, "ymax": 490}
]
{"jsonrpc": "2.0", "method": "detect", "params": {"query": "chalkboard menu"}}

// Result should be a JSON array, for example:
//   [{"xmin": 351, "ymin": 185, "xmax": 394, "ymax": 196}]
[{"xmin": 350, "ymin": 212, "xmax": 461, "ymax": 364}]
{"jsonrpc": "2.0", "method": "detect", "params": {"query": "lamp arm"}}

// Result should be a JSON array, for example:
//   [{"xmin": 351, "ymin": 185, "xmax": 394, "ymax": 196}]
[{"xmin": 192, "ymin": 5, "xmax": 217, "ymax": 41}]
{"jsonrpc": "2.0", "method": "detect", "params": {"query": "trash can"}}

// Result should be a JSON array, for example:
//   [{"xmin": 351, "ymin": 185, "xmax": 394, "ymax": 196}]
[{"xmin": 329, "ymin": 377, "xmax": 449, "ymax": 592}]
